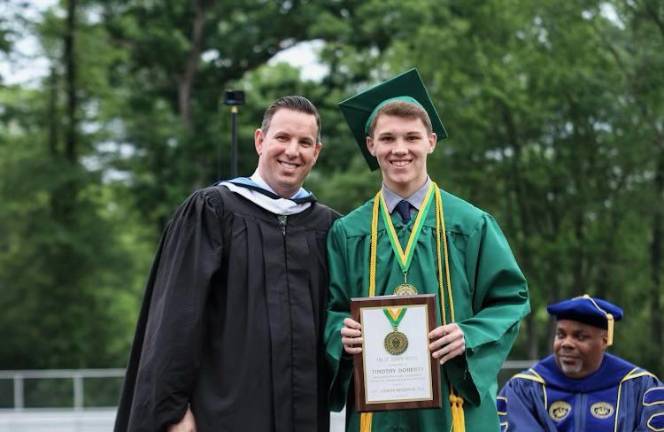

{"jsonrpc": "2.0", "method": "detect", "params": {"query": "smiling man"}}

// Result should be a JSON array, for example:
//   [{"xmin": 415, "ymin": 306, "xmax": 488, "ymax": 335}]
[
  {"xmin": 324, "ymin": 69, "xmax": 530, "ymax": 431},
  {"xmin": 498, "ymin": 295, "xmax": 663, "ymax": 432},
  {"xmin": 115, "ymin": 96, "xmax": 338, "ymax": 432}
]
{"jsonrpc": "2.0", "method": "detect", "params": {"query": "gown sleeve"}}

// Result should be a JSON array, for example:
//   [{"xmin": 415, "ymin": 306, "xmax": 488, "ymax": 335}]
[
  {"xmin": 498, "ymin": 377, "xmax": 553, "ymax": 432},
  {"xmin": 115, "ymin": 189, "xmax": 224, "ymax": 431},
  {"xmin": 447, "ymin": 214, "xmax": 530, "ymax": 405},
  {"xmin": 638, "ymin": 377, "xmax": 664, "ymax": 432},
  {"xmin": 323, "ymin": 219, "xmax": 355, "ymax": 412}
]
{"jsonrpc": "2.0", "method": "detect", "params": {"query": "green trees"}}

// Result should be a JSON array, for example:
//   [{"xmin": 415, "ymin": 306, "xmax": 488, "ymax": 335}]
[
  {"xmin": 0, "ymin": 0, "xmax": 138, "ymax": 368},
  {"xmin": 0, "ymin": 0, "xmax": 661, "ymax": 375}
]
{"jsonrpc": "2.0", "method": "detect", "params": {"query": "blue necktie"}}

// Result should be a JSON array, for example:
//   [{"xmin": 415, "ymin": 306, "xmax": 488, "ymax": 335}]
[{"xmin": 396, "ymin": 200, "xmax": 411, "ymax": 223}]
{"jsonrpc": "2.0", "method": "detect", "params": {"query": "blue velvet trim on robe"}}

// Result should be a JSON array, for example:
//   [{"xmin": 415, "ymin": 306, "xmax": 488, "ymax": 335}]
[
  {"xmin": 533, "ymin": 353, "xmax": 635, "ymax": 392},
  {"xmin": 645, "ymin": 387, "xmax": 664, "ymax": 406},
  {"xmin": 648, "ymin": 413, "xmax": 664, "ymax": 430}
]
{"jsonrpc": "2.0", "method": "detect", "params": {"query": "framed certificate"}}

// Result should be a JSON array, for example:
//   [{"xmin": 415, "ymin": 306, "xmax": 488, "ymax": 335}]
[{"xmin": 350, "ymin": 294, "xmax": 441, "ymax": 411}]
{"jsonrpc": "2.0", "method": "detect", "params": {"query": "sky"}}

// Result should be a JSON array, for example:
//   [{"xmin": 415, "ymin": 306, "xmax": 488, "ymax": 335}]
[
  {"xmin": 0, "ymin": 1, "xmax": 325, "ymax": 86},
  {"xmin": 0, "ymin": 0, "xmax": 55, "ymax": 87},
  {"xmin": 269, "ymin": 40, "xmax": 327, "ymax": 81}
]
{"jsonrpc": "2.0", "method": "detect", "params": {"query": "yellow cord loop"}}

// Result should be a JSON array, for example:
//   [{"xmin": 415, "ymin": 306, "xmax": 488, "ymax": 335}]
[
  {"xmin": 435, "ymin": 188, "xmax": 465, "ymax": 432},
  {"xmin": 369, "ymin": 192, "xmax": 379, "ymax": 298},
  {"xmin": 434, "ymin": 188, "xmax": 447, "ymax": 326},
  {"xmin": 360, "ymin": 194, "xmax": 381, "ymax": 432},
  {"xmin": 362, "ymin": 187, "xmax": 466, "ymax": 432}
]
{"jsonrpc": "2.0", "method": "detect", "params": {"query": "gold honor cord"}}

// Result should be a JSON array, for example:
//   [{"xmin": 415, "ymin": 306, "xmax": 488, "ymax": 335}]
[
  {"xmin": 360, "ymin": 184, "xmax": 465, "ymax": 432},
  {"xmin": 360, "ymin": 195, "xmax": 381, "ymax": 432},
  {"xmin": 434, "ymin": 187, "xmax": 465, "ymax": 432}
]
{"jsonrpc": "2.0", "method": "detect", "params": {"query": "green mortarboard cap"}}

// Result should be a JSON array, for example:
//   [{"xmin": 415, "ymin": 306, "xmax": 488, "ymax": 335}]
[{"xmin": 338, "ymin": 68, "xmax": 448, "ymax": 170}]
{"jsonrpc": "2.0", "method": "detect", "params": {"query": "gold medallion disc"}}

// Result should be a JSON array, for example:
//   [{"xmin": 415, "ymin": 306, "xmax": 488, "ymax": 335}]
[
  {"xmin": 384, "ymin": 330, "xmax": 409, "ymax": 355},
  {"xmin": 394, "ymin": 283, "xmax": 417, "ymax": 296}
]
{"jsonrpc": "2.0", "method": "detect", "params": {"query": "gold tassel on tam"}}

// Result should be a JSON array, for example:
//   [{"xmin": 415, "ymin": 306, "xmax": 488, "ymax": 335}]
[
  {"xmin": 449, "ymin": 392, "xmax": 466, "ymax": 432},
  {"xmin": 360, "ymin": 413, "xmax": 372, "ymax": 432},
  {"xmin": 606, "ymin": 313, "xmax": 614, "ymax": 346},
  {"xmin": 583, "ymin": 295, "xmax": 615, "ymax": 346}
]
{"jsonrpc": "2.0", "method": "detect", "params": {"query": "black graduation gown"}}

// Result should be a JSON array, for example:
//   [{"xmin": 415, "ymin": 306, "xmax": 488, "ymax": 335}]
[{"xmin": 114, "ymin": 185, "xmax": 338, "ymax": 432}]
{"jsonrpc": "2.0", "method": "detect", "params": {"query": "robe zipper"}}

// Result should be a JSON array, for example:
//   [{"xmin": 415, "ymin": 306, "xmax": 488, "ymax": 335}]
[
  {"xmin": 278, "ymin": 215, "xmax": 287, "ymax": 236},
  {"xmin": 278, "ymin": 213, "xmax": 294, "ymax": 429}
]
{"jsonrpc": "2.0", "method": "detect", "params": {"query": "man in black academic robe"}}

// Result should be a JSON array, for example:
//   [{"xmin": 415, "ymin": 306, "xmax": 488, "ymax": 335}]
[{"xmin": 114, "ymin": 96, "xmax": 338, "ymax": 432}]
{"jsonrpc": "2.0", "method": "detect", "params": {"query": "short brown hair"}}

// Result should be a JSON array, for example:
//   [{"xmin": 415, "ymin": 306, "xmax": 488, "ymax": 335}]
[
  {"xmin": 367, "ymin": 101, "xmax": 433, "ymax": 136},
  {"xmin": 261, "ymin": 96, "xmax": 321, "ymax": 142}
]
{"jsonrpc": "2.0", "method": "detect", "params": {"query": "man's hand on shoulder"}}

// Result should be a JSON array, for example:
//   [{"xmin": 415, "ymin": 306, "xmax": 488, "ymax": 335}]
[{"xmin": 167, "ymin": 406, "xmax": 196, "ymax": 432}]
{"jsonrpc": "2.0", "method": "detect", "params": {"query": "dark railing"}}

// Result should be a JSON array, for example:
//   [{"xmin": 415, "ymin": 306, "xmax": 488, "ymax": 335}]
[{"xmin": 0, "ymin": 369, "xmax": 125, "ymax": 411}]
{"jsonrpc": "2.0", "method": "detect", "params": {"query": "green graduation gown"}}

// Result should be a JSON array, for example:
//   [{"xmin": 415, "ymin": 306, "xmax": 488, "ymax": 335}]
[{"xmin": 324, "ymin": 188, "xmax": 530, "ymax": 431}]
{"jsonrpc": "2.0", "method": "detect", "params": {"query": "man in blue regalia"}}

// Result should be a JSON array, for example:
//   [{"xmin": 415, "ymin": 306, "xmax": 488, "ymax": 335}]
[{"xmin": 498, "ymin": 295, "xmax": 663, "ymax": 431}]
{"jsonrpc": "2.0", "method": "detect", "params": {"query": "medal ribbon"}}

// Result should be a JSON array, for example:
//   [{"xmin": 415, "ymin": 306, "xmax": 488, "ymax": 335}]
[
  {"xmin": 379, "ymin": 182, "xmax": 435, "ymax": 275},
  {"xmin": 383, "ymin": 307, "xmax": 407, "ymax": 330}
]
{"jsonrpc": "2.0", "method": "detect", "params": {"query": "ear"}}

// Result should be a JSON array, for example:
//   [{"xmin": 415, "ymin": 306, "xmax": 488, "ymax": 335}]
[
  {"xmin": 427, "ymin": 132, "xmax": 437, "ymax": 154},
  {"xmin": 254, "ymin": 128, "xmax": 264, "ymax": 156},
  {"xmin": 600, "ymin": 330, "xmax": 609, "ymax": 349},
  {"xmin": 366, "ymin": 136, "xmax": 375, "ymax": 156},
  {"xmin": 312, "ymin": 141, "xmax": 322, "ymax": 162}
]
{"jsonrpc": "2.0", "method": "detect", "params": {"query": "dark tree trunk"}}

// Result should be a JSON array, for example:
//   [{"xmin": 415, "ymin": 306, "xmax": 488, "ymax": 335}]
[
  {"xmin": 64, "ymin": 0, "xmax": 77, "ymax": 164},
  {"xmin": 567, "ymin": 96, "xmax": 589, "ymax": 296},
  {"xmin": 650, "ymin": 149, "xmax": 664, "ymax": 356},
  {"xmin": 47, "ymin": 66, "xmax": 59, "ymax": 157},
  {"xmin": 45, "ymin": 0, "xmax": 84, "ymax": 366},
  {"xmin": 51, "ymin": 0, "xmax": 79, "ymax": 225},
  {"xmin": 178, "ymin": 0, "xmax": 207, "ymax": 130},
  {"xmin": 571, "ymin": 211, "xmax": 585, "ymax": 296}
]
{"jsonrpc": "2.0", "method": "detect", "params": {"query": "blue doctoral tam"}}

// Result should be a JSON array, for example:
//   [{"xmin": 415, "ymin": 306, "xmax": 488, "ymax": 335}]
[{"xmin": 547, "ymin": 295, "xmax": 623, "ymax": 330}]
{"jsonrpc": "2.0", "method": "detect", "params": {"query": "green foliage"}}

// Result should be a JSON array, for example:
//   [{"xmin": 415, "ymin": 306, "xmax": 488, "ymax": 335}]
[{"xmin": 0, "ymin": 89, "xmax": 140, "ymax": 368}]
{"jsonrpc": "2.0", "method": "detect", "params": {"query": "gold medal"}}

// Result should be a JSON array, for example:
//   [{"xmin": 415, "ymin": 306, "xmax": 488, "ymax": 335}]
[
  {"xmin": 394, "ymin": 283, "xmax": 417, "ymax": 296},
  {"xmin": 384, "ymin": 330, "xmax": 409, "ymax": 355},
  {"xmin": 382, "ymin": 307, "xmax": 409, "ymax": 355}
]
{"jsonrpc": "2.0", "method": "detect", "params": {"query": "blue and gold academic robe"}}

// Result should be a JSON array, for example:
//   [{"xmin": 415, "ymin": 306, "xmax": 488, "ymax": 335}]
[{"xmin": 498, "ymin": 353, "xmax": 663, "ymax": 432}]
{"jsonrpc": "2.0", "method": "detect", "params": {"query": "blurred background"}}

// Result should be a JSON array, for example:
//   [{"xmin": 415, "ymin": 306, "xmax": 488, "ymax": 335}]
[{"xmin": 0, "ymin": 0, "xmax": 662, "ymax": 423}]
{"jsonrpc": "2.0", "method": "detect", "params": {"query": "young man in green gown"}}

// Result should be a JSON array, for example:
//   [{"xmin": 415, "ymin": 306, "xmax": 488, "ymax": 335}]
[{"xmin": 324, "ymin": 69, "xmax": 530, "ymax": 432}]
